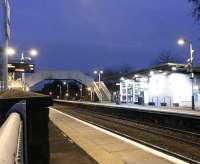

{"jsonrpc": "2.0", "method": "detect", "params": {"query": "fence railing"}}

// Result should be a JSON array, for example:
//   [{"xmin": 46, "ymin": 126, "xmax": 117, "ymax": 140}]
[{"xmin": 100, "ymin": 82, "xmax": 112, "ymax": 101}]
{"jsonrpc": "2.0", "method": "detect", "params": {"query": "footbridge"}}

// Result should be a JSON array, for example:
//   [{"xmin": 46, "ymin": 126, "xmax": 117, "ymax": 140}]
[{"xmin": 25, "ymin": 70, "xmax": 111, "ymax": 101}]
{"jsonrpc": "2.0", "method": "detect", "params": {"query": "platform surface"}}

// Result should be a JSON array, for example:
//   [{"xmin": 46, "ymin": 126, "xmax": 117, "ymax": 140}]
[
  {"xmin": 49, "ymin": 121, "xmax": 97, "ymax": 164},
  {"xmin": 50, "ymin": 107, "xmax": 188, "ymax": 164},
  {"xmin": 55, "ymin": 100, "xmax": 200, "ymax": 118}
]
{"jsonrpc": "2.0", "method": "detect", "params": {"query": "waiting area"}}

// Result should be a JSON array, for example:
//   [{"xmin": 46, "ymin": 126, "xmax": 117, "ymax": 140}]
[{"xmin": 118, "ymin": 63, "xmax": 200, "ymax": 109}]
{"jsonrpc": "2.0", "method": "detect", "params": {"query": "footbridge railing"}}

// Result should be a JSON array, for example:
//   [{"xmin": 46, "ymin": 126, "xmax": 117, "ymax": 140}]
[{"xmin": 25, "ymin": 70, "xmax": 111, "ymax": 101}]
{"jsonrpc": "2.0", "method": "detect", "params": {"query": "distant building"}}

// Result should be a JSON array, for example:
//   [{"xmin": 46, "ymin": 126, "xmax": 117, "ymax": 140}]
[{"xmin": 119, "ymin": 63, "xmax": 200, "ymax": 108}]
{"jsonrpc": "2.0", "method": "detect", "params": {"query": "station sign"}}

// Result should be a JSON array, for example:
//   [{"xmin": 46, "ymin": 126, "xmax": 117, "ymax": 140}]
[{"xmin": 8, "ymin": 62, "xmax": 35, "ymax": 73}]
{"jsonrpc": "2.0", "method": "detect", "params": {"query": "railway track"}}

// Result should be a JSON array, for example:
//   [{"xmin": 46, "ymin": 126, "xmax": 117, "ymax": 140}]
[
  {"xmin": 53, "ymin": 104, "xmax": 200, "ymax": 163},
  {"xmin": 69, "ymin": 109, "xmax": 200, "ymax": 146}
]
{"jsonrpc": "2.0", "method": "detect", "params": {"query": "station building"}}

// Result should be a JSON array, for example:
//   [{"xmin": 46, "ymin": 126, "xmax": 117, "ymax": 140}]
[{"xmin": 119, "ymin": 63, "xmax": 200, "ymax": 108}]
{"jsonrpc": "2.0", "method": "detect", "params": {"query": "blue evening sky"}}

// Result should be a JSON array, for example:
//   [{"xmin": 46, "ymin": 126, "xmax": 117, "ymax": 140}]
[{"xmin": 1, "ymin": 0, "xmax": 200, "ymax": 72}]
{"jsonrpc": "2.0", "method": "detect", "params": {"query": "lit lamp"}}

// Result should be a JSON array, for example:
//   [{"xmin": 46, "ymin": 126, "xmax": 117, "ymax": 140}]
[
  {"xmin": 21, "ymin": 48, "xmax": 38, "ymax": 61},
  {"xmin": 21, "ymin": 48, "xmax": 39, "ymax": 91},
  {"xmin": 87, "ymin": 87, "xmax": 93, "ymax": 101},
  {"xmin": 93, "ymin": 70, "xmax": 103, "ymax": 89},
  {"xmin": 29, "ymin": 49, "xmax": 38, "ymax": 57},
  {"xmin": 177, "ymin": 38, "xmax": 186, "ymax": 46},
  {"xmin": 5, "ymin": 47, "xmax": 16, "ymax": 56},
  {"xmin": 177, "ymin": 37, "xmax": 195, "ymax": 110},
  {"xmin": 149, "ymin": 71, "xmax": 154, "ymax": 76}
]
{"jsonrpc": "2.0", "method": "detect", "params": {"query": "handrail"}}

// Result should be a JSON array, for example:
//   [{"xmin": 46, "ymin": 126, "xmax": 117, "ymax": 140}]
[
  {"xmin": 0, "ymin": 101, "xmax": 27, "ymax": 164},
  {"xmin": 100, "ymin": 82, "xmax": 111, "ymax": 101},
  {"xmin": 0, "ymin": 113, "xmax": 22, "ymax": 164},
  {"xmin": 92, "ymin": 82, "xmax": 103, "ymax": 102}
]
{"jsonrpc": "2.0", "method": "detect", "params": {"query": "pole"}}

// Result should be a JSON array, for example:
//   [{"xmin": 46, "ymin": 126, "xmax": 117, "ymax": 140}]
[
  {"xmin": 60, "ymin": 85, "xmax": 62, "ymax": 99},
  {"xmin": 189, "ymin": 42, "xmax": 195, "ymax": 110},
  {"xmin": 98, "ymin": 72, "xmax": 101, "ymax": 89},
  {"xmin": 91, "ymin": 90, "xmax": 93, "ymax": 101},
  {"xmin": 192, "ymin": 74, "xmax": 195, "ymax": 110},
  {"xmin": 1, "ymin": 0, "xmax": 9, "ymax": 91},
  {"xmin": 21, "ymin": 53, "xmax": 25, "ymax": 90},
  {"xmin": 80, "ymin": 85, "xmax": 83, "ymax": 99},
  {"xmin": 67, "ymin": 83, "xmax": 69, "ymax": 98}
]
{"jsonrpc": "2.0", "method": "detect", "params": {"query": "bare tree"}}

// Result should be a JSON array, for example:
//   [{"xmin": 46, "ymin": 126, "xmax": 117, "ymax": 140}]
[
  {"xmin": 102, "ymin": 65, "xmax": 134, "ymax": 93},
  {"xmin": 103, "ymin": 65, "xmax": 134, "ymax": 81},
  {"xmin": 152, "ymin": 50, "xmax": 184, "ymax": 66},
  {"xmin": 189, "ymin": 0, "xmax": 200, "ymax": 21}
]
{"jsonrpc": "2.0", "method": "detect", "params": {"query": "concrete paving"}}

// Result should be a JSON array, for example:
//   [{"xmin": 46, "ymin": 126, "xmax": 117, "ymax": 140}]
[
  {"xmin": 50, "ymin": 108, "xmax": 188, "ymax": 164},
  {"xmin": 49, "ymin": 121, "xmax": 97, "ymax": 164}
]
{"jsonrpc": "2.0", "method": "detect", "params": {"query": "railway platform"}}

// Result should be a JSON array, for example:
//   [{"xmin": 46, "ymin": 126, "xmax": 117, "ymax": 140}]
[
  {"xmin": 49, "ymin": 121, "xmax": 97, "ymax": 164},
  {"xmin": 49, "ymin": 107, "xmax": 188, "ymax": 164},
  {"xmin": 55, "ymin": 100, "xmax": 200, "ymax": 118}
]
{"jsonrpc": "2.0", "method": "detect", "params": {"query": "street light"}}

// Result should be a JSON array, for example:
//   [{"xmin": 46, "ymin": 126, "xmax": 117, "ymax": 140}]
[
  {"xmin": 87, "ymin": 87, "xmax": 93, "ymax": 101},
  {"xmin": 80, "ymin": 85, "xmax": 83, "ymax": 100},
  {"xmin": 57, "ymin": 84, "xmax": 62, "ymax": 99},
  {"xmin": 21, "ymin": 48, "xmax": 38, "ymax": 61},
  {"xmin": 20, "ymin": 48, "xmax": 39, "ymax": 90},
  {"xmin": 29, "ymin": 49, "xmax": 38, "ymax": 57},
  {"xmin": 177, "ymin": 37, "xmax": 195, "ymax": 110},
  {"xmin": 4, "ymin": 48, "xmax": 38, "ymax": 60},
  {"xmin": 5, "ymin": 47, "xmax": 16, "ymax": 56},
  {"xmin": 171, "ymin": 66, "xmax": 177, "ymax": 71},
  {"xmin": 149, "ymin": 71, "xmax": 154, "ymax": 76},
  {"xmin": 94, "ymin": 70, "xmax": 103, "ymax": 88},
  {"xmin": 177, "ymin": 38, "xmax": 186, "ymax": 46},
  {"xmin": 63, "ymin": 81, "xmax": 69, "ymax": 99}
]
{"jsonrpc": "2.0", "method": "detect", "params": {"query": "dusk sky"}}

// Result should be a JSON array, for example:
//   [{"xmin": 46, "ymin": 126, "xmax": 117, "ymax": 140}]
[{"xmin": 1, "ymin": 0, "xmax": 200, "ymax": 72}]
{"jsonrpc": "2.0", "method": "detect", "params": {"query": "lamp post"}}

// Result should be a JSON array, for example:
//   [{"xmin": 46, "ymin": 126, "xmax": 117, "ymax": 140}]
[
  {"xmin": 20, "ymin": 49, "xmax": 38, "ymax": 61},
  {"xmin": 63, "ymin": 81, "xmax": 69, "ymax": 99},
  {"xmin": 4, "ymin": 47, "xmax": 38, "ymax": 90},
  {"xmin": 177, "ymin": 38, "xmax": 195, "ymax": 110},
  {"xmin": 80, "ymin": 84, "xmax": 83, "ymax": 100},
  {"xmin": 94, "ymin": 70, "xmax": 103, "ymax": 88},
  {"xmin": 87, "ymin": 87, "xmax": 93, "ymax": 101},
  {"xmin": 57, "ymin": 84, "xmax": 62, "ymax": 99},
  {"xmin": 20, "ymin": 49, "xmax": 38, "ymax": 90},
  {"xmin": 1, "ymin": 0, "xmax": 11, "ymax": 91}
]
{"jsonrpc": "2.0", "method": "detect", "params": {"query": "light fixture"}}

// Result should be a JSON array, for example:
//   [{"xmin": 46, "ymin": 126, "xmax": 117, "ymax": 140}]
[
  {"xmin": 177, "ymin": 38, "xmax": 186, "ymax": 46},
  {"xmin": 5, "ymin": 47, "xmax": 16, "ymax": 56},
  {"xmin": 134, "ymin": 74, "xmax": 139, "ymax": 78},
  {"xmin": 29, "ymin": 49, "xmax": 38, "ymax": 57},
  {"xmin": 87, "ymin": 87, "xmax": 92, "ymax": 91},
  {"xmin": 171, "ymin": 67, "xmax": 177, "ymax": 71},
  {"xmin": 25, "ymin": 87, "xmax": 30, "ymax": 92},
  {"xmin": 149, "ymin": 71, "xmax": 154, "ymax": 76},
  {"xmin": 120, "ymin": 77, "xmax": 125, "ymax": 81}
]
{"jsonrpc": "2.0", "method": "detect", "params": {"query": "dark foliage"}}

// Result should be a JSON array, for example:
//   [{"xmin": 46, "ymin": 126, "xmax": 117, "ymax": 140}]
[
  {"xmin": 189, "ymin": 0, "xmax": 200, "ymax": 20},
  {"xmin": 102, "ymin": 65, "xmax": 134, "ymax": 94},
  {"xmin": 151, "ymin": 50, "xmax": 184, "ymax": 66}
]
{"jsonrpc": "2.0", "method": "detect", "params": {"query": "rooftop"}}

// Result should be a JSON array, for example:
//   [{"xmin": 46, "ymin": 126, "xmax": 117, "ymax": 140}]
[{"xmin": 124, "ymin": 63, "xmax": 200, "ymax": 79}]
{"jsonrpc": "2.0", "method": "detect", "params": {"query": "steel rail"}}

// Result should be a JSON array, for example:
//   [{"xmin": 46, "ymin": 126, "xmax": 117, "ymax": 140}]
[{"xmin": 71, "ymin": 109, "xmax": 200, "ymax": 146}]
